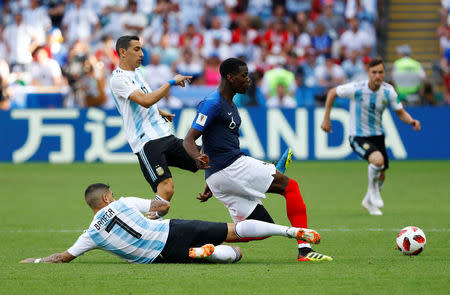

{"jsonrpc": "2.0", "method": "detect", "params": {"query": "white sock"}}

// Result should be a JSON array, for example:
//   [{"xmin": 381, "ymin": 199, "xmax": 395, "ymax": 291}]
[
  {"xmin": 154, "ymin": 195, "xmax": 169, "ymax": 203},
  {"xmin": 207, "ymin": 245, "xmax": 241, "ymax": 263},
  {"xmin": 368, "ymin": 164, "xmax": 383, "ymax": 193},
  {"xmin": 298, "ymin": 244, "xmax": 312, "ymax": 249},
  {"xmin": 235, "ymin": 219, "xmax": 289, "ymax": 238}
]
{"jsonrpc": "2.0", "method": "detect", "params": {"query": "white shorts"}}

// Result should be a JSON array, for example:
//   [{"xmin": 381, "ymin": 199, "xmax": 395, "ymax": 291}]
[{"xmin": 206, "ymin": 156, "xmax": 276, "ymax": 223}]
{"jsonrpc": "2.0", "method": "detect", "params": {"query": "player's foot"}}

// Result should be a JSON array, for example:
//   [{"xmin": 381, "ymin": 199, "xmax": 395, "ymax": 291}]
[
  {"xmin": 361, "ymin": 193, "xmax": 371, "ymax": 209},
  {"xmin": 362, "ymin": 195, "xmax": 383, "ymax": 215},
  {"xmin": 297, "ymin": 248, "xmax": 333, "ymax": 262},
  {"xmin": 275, "ymin": 148, "xmax": 293, "ymax": 174},
  {"xmin": 286, "ymin": 227, "xmax": 321, "ymax": 244},
  {"xmin": 189, "ymin": 244, "xmax": 215, "ymax": 259},
  {"xmin": 369, "ymin": 190, "xmax": 384, "ymax": 208}
]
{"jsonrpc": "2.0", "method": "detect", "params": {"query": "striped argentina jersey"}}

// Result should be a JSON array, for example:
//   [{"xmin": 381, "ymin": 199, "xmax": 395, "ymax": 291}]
[
  {"xmin": 336, "ymin": 80, "xmax": 403, "ymax": 137},
  {"xmin": 110, "ymin": 67, "xmax": 171, "ymax": 153},
  {"xmin": 67, "ymin": 197, "xmax": 170, "ymax": 264}
]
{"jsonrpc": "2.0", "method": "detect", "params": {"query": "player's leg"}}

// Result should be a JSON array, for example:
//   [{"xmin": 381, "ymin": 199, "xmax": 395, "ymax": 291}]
[
  {"xmin": 367, "ymin": 151, "xmax": 384, "ymax": 208},
  {"xmin": 349, "ymin": 136, "xmax": 383, "ymax": 215},
  {"xmin": 228, "ymin": 204, "xmax": 275, "ymax": 242}
]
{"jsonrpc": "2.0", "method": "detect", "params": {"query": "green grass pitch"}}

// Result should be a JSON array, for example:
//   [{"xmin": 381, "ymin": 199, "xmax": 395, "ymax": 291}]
[{"xmin": 0, "ymin": 161, "xmax": 448, "ymax": 295}]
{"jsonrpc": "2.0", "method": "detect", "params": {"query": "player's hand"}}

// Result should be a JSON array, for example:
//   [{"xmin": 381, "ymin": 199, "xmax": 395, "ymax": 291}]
[
  {"xmin": 195, "ymin": 154, "xmax": 210, "ymax": 169},
  {"xmin": 20, "ymin": 258, "xmax": 36, "ymax": 263},
  {"xmin": 172, "ymin": 74, "xmax": 192, "ymax": 87},
  {"xmin": 146, "ymin": 211, "xmax": 163, "ymax": 220},
  {"xmin": 159, "ymin": 109, "xmax": 175, "ymax": 122},
  {"xmin": 411, "ymin": 119, "xmax": 421, "ymax": 131},
  {"xmin": 321, "ymin": 118, "xmax": 332, "ymax": 133},
  {"xmin": 197, "ymin": 185, "xmax": 212, "ymax": 202}
]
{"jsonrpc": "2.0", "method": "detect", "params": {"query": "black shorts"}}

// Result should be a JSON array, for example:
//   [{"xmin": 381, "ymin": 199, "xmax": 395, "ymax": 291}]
[
  {"xmin": 349, "ymin": 135, "xmax": 389, "ymax": 169},
  {"xmin": 247, "ymin": 204, "xmax": 274, "ymax": 224},
  {"xmin": 136, "ymin": 135, "xmax": 198, "ymax": 192},
  {"xmin": 153, "ymin": 219, "xmax": 228, "ymax": 263}
]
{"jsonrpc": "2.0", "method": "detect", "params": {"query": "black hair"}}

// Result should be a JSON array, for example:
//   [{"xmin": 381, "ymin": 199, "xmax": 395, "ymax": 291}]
[
  {"xmin": 368, "ymin": 57, "xmax": 384, "ymax": 69},
  {"xmin": 115, "ymin": 35, "xmax": 139, "ymax": 57},
  {"xmin": 219, "ymin": 58, "xmax": 247, "ymax": 78},
  {"xmin": 85, "ymin": 183, "xmax": 110, "ymax": 208}
]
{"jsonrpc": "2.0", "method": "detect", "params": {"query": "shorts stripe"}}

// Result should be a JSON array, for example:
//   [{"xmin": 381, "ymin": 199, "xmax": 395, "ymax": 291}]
[
  {"xmin": 139, "ymin": 150, "xmax": 157, "ymax": 181},
  {"xmin": 350, "ymin": 137, "xmax": 366, "ymax": 157}
]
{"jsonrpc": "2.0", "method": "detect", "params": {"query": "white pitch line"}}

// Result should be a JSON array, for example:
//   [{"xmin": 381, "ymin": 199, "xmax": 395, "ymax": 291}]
[{"xmin": 0, "ymin": 228, "xmax": 449, "ymax": 233}]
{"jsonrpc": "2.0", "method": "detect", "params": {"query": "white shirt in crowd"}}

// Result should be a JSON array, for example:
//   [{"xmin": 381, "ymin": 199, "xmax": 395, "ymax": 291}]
[
  {"xmin": 266, "ymin": 95, "xmax": 297, "ymax": 108},
  {"xmin": 23, "ymin": 6, "xmax": 51, "ymax": 45},
  {"xmin": 62, "ymin": 5, "xmax": 99, "ymax": 44},
  {"xmin": 3, "ymin": 23, "xmax": 36, "ymax": 64},
  {"xmin": 30, "ymin": 58, "xmax": 62, "ymax": 86}
]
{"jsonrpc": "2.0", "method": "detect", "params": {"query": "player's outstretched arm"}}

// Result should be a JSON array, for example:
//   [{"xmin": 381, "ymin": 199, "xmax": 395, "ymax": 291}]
[
  {"xmin": 184, "ymin": 128, "xmax": 210, "ymax": 169},
  {"xmin": 129, "ymin": 74, "xmax": 192, "ymax": 108},
  {"xmin": 395, "ymin": 109, "xmax": 421, "ymax": 131},
  {"xmin": 20, "ymin": 251, "xmax": 76, "ymax": 264},
  {"xmin": 321, "ymin": 87, "xmax": 338, "ymax": 133}
]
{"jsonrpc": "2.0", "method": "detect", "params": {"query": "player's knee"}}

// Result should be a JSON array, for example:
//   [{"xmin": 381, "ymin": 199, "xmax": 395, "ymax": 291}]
[{"xmin": 369, "ymin": 152, "xmax": 384, "ymax": 167}]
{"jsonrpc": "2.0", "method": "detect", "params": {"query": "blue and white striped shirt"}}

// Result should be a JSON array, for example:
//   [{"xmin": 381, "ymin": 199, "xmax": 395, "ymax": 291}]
[
  {"xmin": 336, "ymin": 80, "xmax": 403, "ymax": 137},
  {"xmin": 110, "ymin": 67, "xmax": 171, "ymax": 153},
  {"xmin": 68, "ymin": 197, "xmax": 170, "ymax": 264}
]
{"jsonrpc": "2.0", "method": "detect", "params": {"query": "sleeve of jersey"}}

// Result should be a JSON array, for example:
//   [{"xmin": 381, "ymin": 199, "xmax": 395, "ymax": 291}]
[
  {"xmin": 67, "ymin": 231, "xmax": 97, "ymax": 257},
  {"xmin": 389, "ymin": 87, "xmax": 403, "ymax": 111},
  {"xmin": 110, "ymin": 75, "xmax": 140, "ymax": 100},
  {"xmin": 119, "ymin": 197, "xmax": 152, "ymax": 213},
  {"xmin": 192, "ymin": 100, "xmax": 219, "ymax": 132},
  {"xmin": 336, "ymin": 82, "xmax": 354, "ymax": 99}
]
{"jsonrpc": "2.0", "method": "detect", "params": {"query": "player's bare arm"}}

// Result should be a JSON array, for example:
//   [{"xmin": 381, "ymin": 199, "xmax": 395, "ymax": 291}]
[
  {"xmin": 395, "ymin": 109, "xmax": 421, "ymax": 131},
  {"xmin": 159, "ymin": 109, "xmax": 175, "ymax": 122},
  {"xmin": 145, "ymin": 199, "xmax": 171, "ymax": 219},
  {"xmin": 129, "ymin": 74, "xmax": 192, "ymax": 108},
  {"xmin": 184, "ymin": 128, "xmax": 210, "ymax": 169},
  {"xmin": 20, "ymin": 251, "xmax": 76, "ymax": 263},
  {"xmin": 197, "ymin": 184, "xmax": 213, "ymax": 202},
  {"xmin": 321, "ymin": 87, "xmax": 338, "ymax": 133}
]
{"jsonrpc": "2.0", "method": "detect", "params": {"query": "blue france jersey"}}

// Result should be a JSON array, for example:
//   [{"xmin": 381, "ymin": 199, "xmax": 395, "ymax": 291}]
[
  {"xmin": 192, "ymin": 90, "xmax": 245, "ymax": 178},
  {"xmin": 67, "ymin": 197, "xmax": 170, "ymax": 264}
]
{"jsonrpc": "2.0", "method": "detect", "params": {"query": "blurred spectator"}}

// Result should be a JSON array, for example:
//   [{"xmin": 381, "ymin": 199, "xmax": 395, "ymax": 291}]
[
  {"xmin": 179, "ymin": 23, "xmax": 204, "ymax": 52},
  {"xmin": 79, "ymin": 60, "xmax": 108, "ymax": 107},
  {"xmin": 23, "ymin": 0, "xmax": 52, "ymax": 46},
  {"xmin": 266, "ymin": 83, "xmax": 297, "ymax": 108},
  {"xmin": 121, "ymin": 0, "xmax": 148, "ymax": 36},
  {"xmin": 311, "ymin": 21, "xmax": 332, "ymax": 58},
  {"xmin": 30, "ymin": 46, "xmax": 64, "ymax": 89},
  {"xmin": 3, "ymin": 12, "xmax": 38, "ymax": 72},
  {"xmin": 147, "ymin": 17, "xmax": 179, "ymax": 48},
  {"xmin": 46, "ymin": 0, "xmax": 66, "ymax": 28},
  {"xmin": 341, "ymin": 50, "xmax": 366, "ymax": 81},
  {"xmin": 204, "ymin": 16, "xmax": 232, "ymax": 48},
  {"xmin": 144, "ymin": 52, "xmax": 173, "ymax": 90},
  {"xmin": 46, "ymin": 28, "xmax": 68, "ymax": 67},
  {"xmin": 150, "ymin": 34, "xmax": 180, "ymax": 68},
  {"xmin": 234, "ymin": 69, "xmax": 266, "ymax": 107},
  {"xmin": 173, "ymin": 0, "xmax": 206, "ymax": 29},
  {"xmin": 345, "ymin": 0, "xmax": 377, "ymax": 40},
  {"xmin": 315, "ymin": 54, "xmax": 346, "ymax": 88},
  {"xmin": 62, "ymin": 0, "xmax": 100, "ymax": 45},
  {"xmin": 290, "ymin": 22, "xmax": 311, "ymax": 58},
  {"xmin": 201, "ymin": 32, "xmax": 232, "ymax": 61},
  {"xmin": 157, "ymin": 89, "xmax": 183, "ymax": 109},
  {"xmin": 174, "ymin": 47, "xmax": 203, "ymax": 84},
  {"xmin": 231, "ymin": 14, "xmax": 260, "ymax": 45},
  {"xmin": 392, "ymin": 45, "xmax": 437, "ymax": 106},
  {"xmin": 316, "ymin": 0, "xmax": 346, "ymax": 40},
  {"xmin": 301, "ymin": 48, "xmax": 319, "ymax": 88},
  {"xmin": 99, "ymin": 0, "xmax": 127, "ymax": 39},
  {"xmin": 261, "ymin": 63, "xmax": 296, "ymax": 98},
  {"xmin": 94, "ymin": 35, "xmax": 119, "ymax": 74},
  {"xmin": 439, "ymin": 26, "xmax": 450, "ymax": 56},
  {"xmin": 0, "ymin": 58, "xmax": 10, "ymax": 110},
  {"xmin": 262, "ymin": 18, "xmax": 291, "ymax": 54},
  {"xmin": 247, "ymin": 0, "xmax": 272, "ymax": 21},
  {"xmin": 286, "ymin": 0, "xmax": 312, "ymax": 16},
  {"xmin": 0, "ymin": 26, "xmax": 7, "ymax": 60},
  {"xmin": 339, "ymin": 18, "xmax": 373, "ymax": 59},
  {"xmin": 203, "ymin": 54, "xmax": 221, "ymax": 86}
]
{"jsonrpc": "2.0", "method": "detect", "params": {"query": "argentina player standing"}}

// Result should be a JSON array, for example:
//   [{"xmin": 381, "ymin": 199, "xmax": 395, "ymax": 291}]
[
  {"xmin": 321, "ymin": 57, "xmax": 421, "ymax": 216},
  {"xmin": 110, "ymin": 36, "xmax": 197, "ymax": 217},
  {"xmin": 184, "ymin": 58, "xmax": 332, "ymax": 262}
]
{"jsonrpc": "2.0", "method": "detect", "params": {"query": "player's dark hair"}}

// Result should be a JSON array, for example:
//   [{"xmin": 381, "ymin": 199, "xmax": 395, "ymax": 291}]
[
  {"xmin": 219, "ymin": 58, "xmax": 247, "ymax": 78},
  {"xmin": 116, "ymin": 35, "xmax": 139, "ymax": 57},
  {"xmin": 368, "ymin": 57, "xmax": 384, "ymax": 69},
  {"xmin": 85, "ymin": 183, "xmax": 110, "ymax": 208}
]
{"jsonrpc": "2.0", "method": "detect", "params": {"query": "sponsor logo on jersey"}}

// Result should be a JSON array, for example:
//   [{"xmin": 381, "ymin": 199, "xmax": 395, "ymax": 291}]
[{"xmin": 196, "ymin": 113, "xmax": 208, "ymax": 126}]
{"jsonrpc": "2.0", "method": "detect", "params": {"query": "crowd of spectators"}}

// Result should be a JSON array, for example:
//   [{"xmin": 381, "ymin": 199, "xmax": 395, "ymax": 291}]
[
  {"xmin": 0, "ymin": 0, "xmax": 410, "ymax": 110},
  {"xmin": 439, "ymin": 0, "xmax": 450, "ymax": 105}
]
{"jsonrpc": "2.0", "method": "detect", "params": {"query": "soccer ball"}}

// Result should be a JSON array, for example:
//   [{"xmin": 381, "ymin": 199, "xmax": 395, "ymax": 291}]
[{"xmin": 396, "ymin": 226, "xmax": 426, "ymax": 255}]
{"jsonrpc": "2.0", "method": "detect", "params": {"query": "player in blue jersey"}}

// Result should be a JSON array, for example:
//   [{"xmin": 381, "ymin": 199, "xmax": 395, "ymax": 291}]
[
  {"xmin": 20, "ymin": 183, "xmax": 321, "ymax": 264},
  {"xmin": 321, "ymin": 57, "xmax": 421, "ymax": 215},
  {"xmin": 183, "ymin": 58, "xmax": 332, "ymax": 262},
  {"xmin": 110, "ymin": 35, "xmax": 198, "ymax": 218}
]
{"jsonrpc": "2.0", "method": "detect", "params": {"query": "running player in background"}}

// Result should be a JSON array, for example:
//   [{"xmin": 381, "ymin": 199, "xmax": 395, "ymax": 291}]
[
  {"xmin": 20, "ymin": 183, "xmax": 321, "ymax": 264},
  {"xmin": 184, "ymin": 58, "xmax": 332, "ymax": 262},
  {"xmin": 109, "ymin": 35, "xmax": 195, "ymax": 218},
  {"xmin": 321, "ymin": 57, "xmax": 421, "ymax": 216}
]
